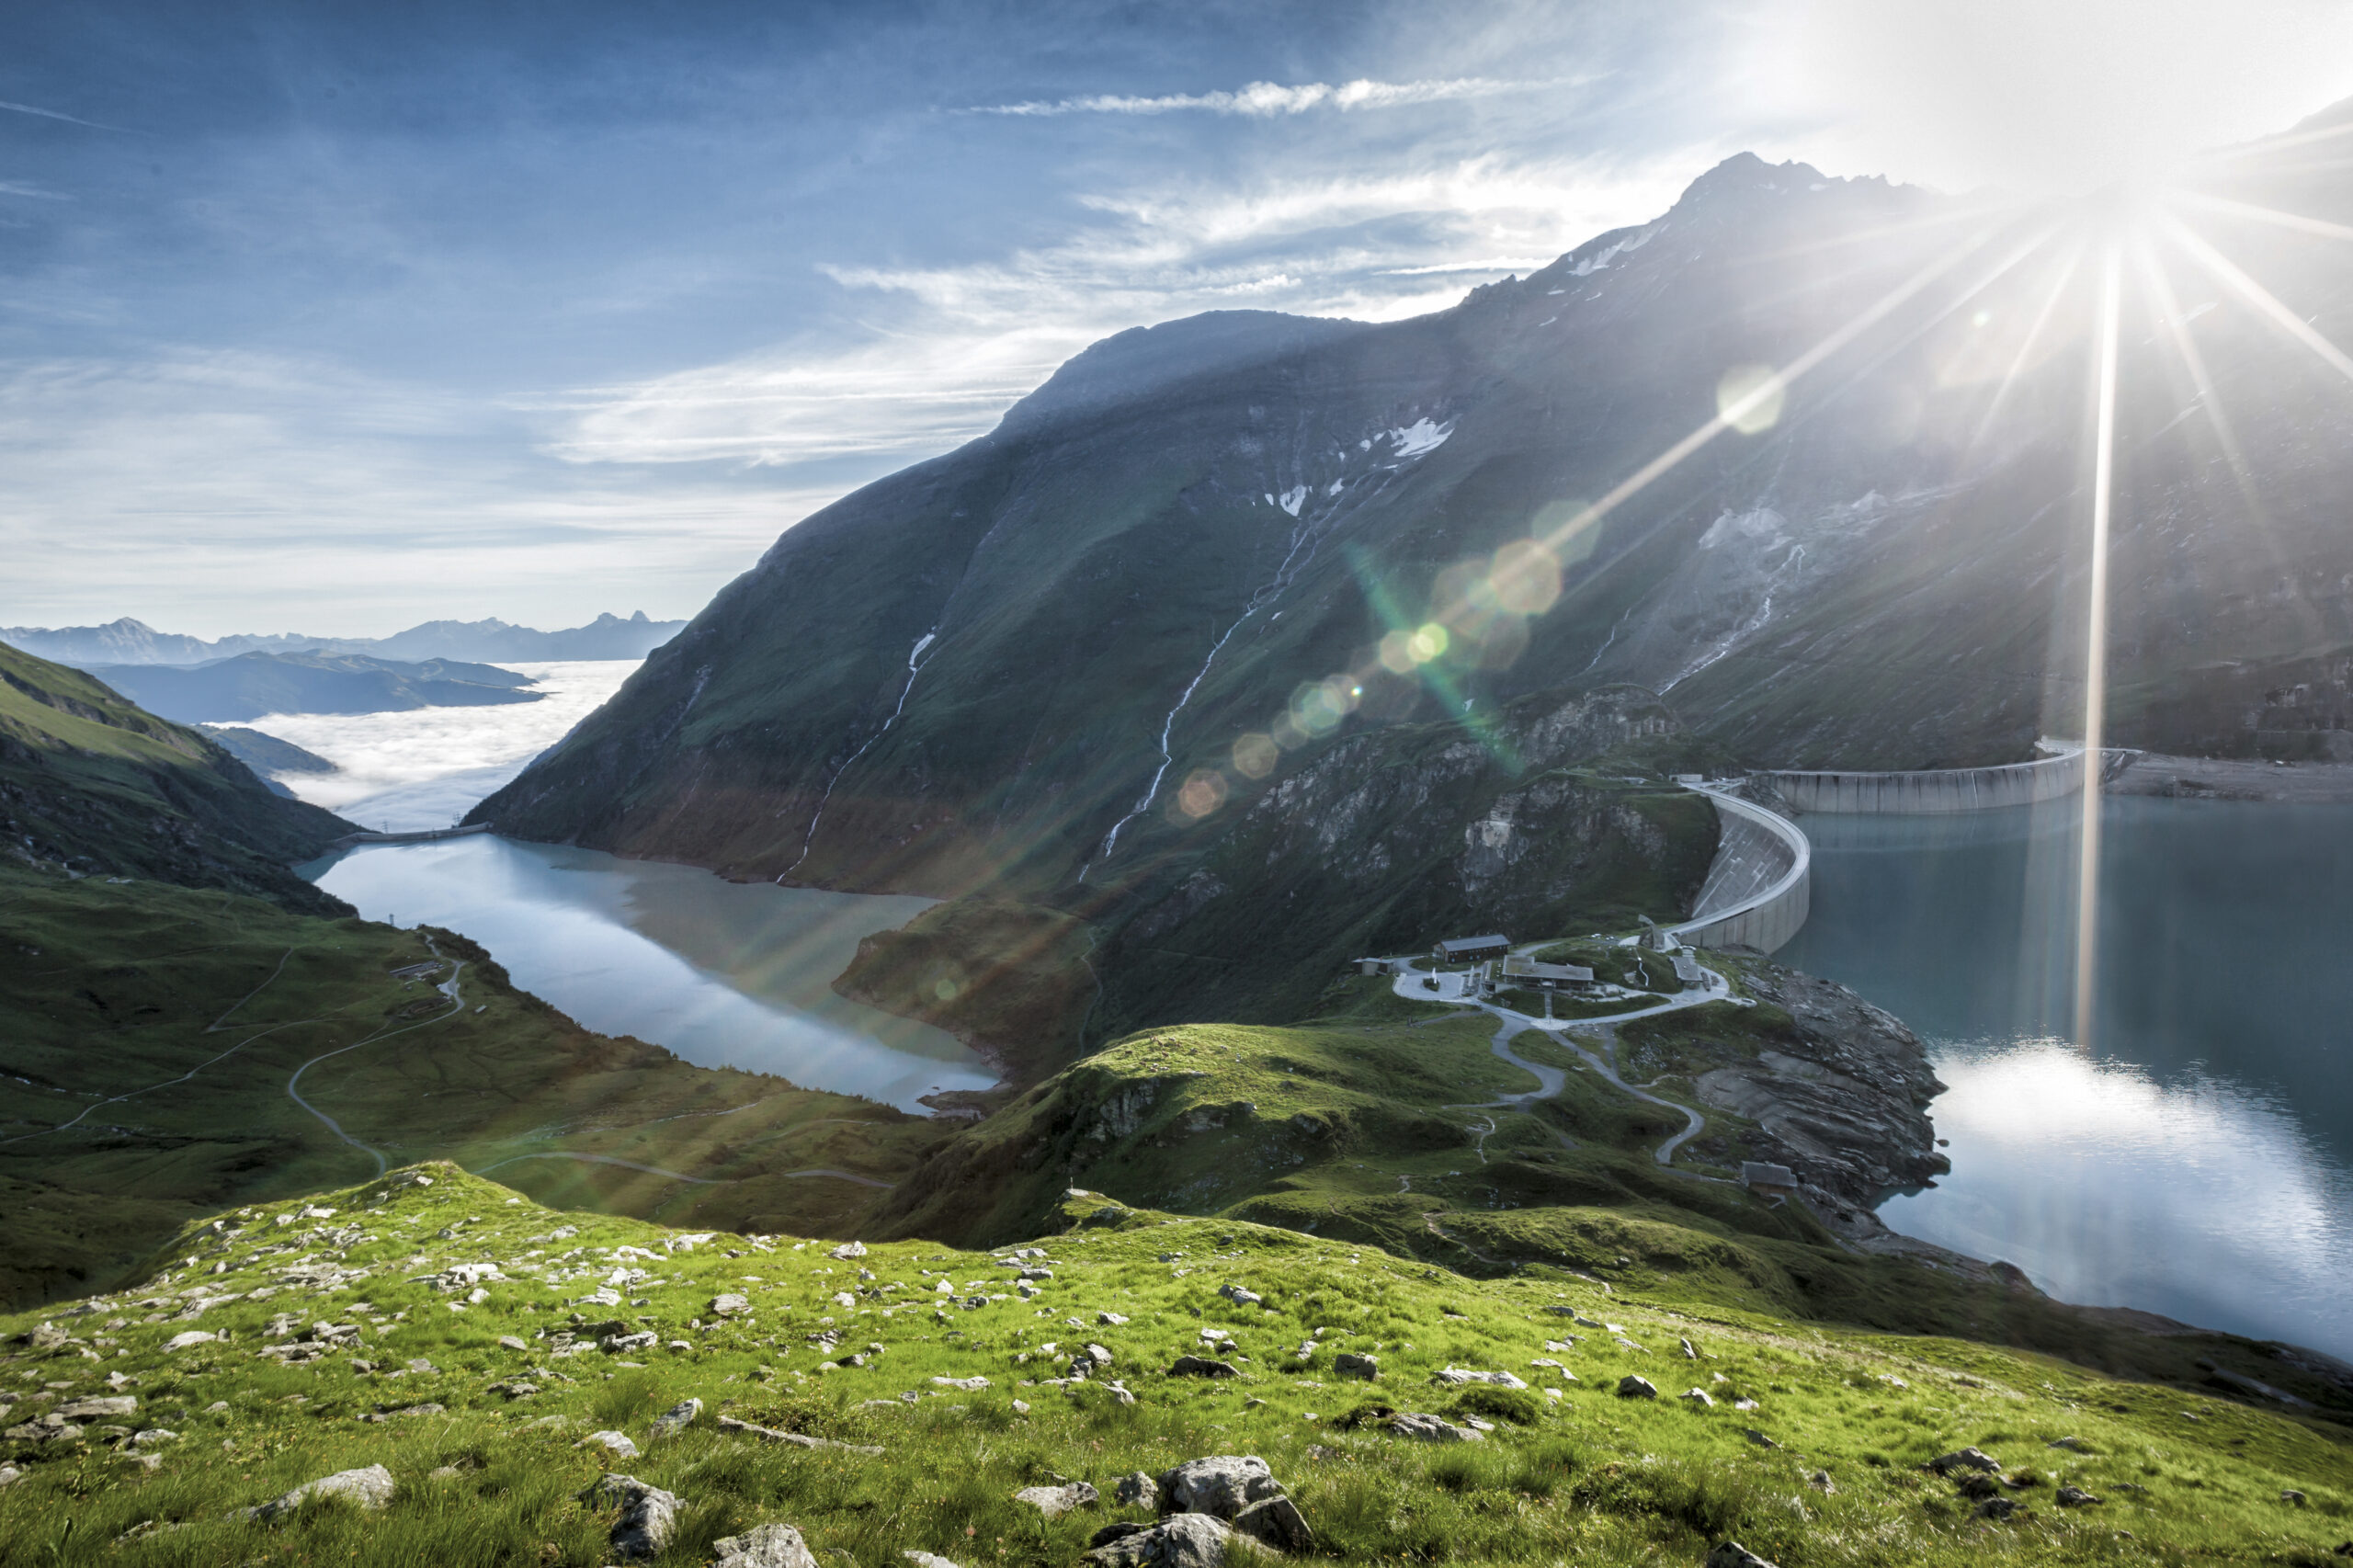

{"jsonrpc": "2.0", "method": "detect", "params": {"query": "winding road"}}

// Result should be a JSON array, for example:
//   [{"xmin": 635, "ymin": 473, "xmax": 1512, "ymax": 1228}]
[{"xmin": 1394, "ymin": 949, "xmax": 1745, "ymax": 1176}]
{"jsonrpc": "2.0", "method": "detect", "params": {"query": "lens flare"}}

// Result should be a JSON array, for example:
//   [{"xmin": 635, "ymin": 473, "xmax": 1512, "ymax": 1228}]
[
  {"xmin": 1406, "ymin": 623, "xmax": 1449, "ymax": 664},
  {"xmin": 1232, "ymin": 732, "xmax": 1279, "ymax": 778},
  {"xmin": 1716, "ymin": 363, "xmax": 1787, "ymax": 434},
  {"xmin": 1175, "ymin": 768, "xmax": 1228, "ymax": 820},
  {"xmin": 1488, "ymin": 538, "xmax": 1562, "ymax": 615}
]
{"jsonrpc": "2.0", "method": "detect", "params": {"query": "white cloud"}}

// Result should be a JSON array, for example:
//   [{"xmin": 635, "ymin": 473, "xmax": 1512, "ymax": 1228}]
[
  {"xmin": 553, "ymin": 155, "xmax": 1701, "ymax": 471},
  {"xmin": 972, "ymin": 76, "xmax": 1542, "ymax": 118}
]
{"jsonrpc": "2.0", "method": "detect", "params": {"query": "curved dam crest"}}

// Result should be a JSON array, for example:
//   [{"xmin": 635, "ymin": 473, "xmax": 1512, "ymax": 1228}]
[{"xmin": 1669, "ymin": 744, "xmax": 2092, "ymax": 953}]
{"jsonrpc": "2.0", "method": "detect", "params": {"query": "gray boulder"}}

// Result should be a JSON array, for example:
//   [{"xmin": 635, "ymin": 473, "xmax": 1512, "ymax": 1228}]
[
  {"xmin": 1387, "ymin": 1413, "xmax": 1482, "ymax": 1443},
  {"xmin": 652, "ymin": 1397, "xmax": 703, "ymax": 1436},
  {"xmin": 579, "ymin": 1429, "xmax": 641, "ymax": 1460},
  {"xmin": 1231, "ymin": 1495, "xmax": 1313, "ymax": 1553},
  {"xmin": 240, "ymin": 1464, "xmax": 396, "ymax": 1522},
  {"xmin": 710, "ymin": 1522, "xmax": 819, "ymax": 1568},
  {"xmin": 1972, "ymin": 1496, "xmax": 2022, "ymax": 1521},
  {"xmin": 1616, "ymin": 1376, "xmax": 1658, "ymax": 1399},
  {"xmin": 581, "ymin": 1473, "xmax": 682, "ymax": 1562},
  {"xmin": 902, "ymin": 1554, "xmax": 961, "ymax": 1568},
  {"xmin": 1431, "ymin": 1369, "xmax": 1527, "ymax": 1389},
  {"xmin": 1156, "ymin": 1456, "xmax": 1280, "ymax": 1519},
  {"xmin": 1086, "ymin": 1514, "xmax": 1266, "ymax": 1568},
  {"xmin": 2055, "ymin": 1486, "xmax": 2102, "ymax": 1507},
  {"xmin": 1927, "ymin": 1447, "xmax": 1999, "ymax": 1475},
  {"xmin": 1705, "ymin": 1543, "xmax": 1781, "ymax": 1568},
  {"xmin": 1013, "ymin": 1481, "xmax": 1099, "ymax": 1518},
  {"xmin": 1115, "ymin": 1471, "xmax": 1161, "ymax": 1509},
  {"xmin": 54, "ymin": 1396, "xmax": 137, "ymax": 1421},
  {"xmin": 1166, "ymin": 1356, "xmax": 1239, "ymax": 1379},
  {"xmin": 1333, "ymin": 1353, "xmax": 1378, "ymax": 1381}
]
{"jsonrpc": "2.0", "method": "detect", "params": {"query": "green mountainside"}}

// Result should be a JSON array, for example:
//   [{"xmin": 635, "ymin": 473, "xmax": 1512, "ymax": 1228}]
[
  {"xmin": 0, "ymin": 1166, "xmax": 2344, "ymax": 1568},
  {"xmin": 0, "ymin": 640, "xmax": 353, "ymax": 915}
]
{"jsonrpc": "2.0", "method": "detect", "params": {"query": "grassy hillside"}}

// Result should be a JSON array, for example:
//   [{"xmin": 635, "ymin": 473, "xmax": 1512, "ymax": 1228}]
[
  {"xmin": 0, "ymin": 639, "xmax": 352, "ymax": 914},
  {"xmin": 0, "ymin": 863, "xmax": 954, "ymax": 1310},
  {"xmin": 0, "ymin": 1165, "xmax": 2343, "ymax": 1567}
]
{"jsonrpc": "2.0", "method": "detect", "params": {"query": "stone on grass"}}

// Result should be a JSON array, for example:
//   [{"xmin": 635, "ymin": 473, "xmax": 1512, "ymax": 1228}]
[
  {"xmin": 0, "ymin": 1466, "xmax": 21, "ymax": 1489},
  {"xmin": 240, "ymin": 1464, "xmax": 395, "ymax": 1522},
  {"xmin": 1086, "ymin": 1513, "xmax": 1267, "ymax": 1568},
  {"xmin": 2047, "ymin": 1436, "xmax": 2092, "ymax": 1452},
  {"xmin": 1116, "ymin": 1471, "xmax": 1161, "ymax": 1509},
  {"xmin": 1741, "ymin": 1429, "xmax": 1777, "ymax": 1449},
  {"xmin": 902, "ymin": 1553, "xmax": 961, "ymax": 1568},
  {"xmin": 1431, "ymin": 1368, "xmax": 1526, "ymax": 1389},
  {"xmin": 1678, "ymin": 1389, "xmax": 1714, "ymax": 1408},
  {"xmin": 165, "ymin": 1331, "xmax": 217, "ymax": 1351},
  {"xmin": 651, "ymin": 1397, "xmax": 702, "ymax": 1436},
  {"xmin": 1927, "ymin": 1447, "xmax": 2000, "ymax": 1475},
  {"xmin": 831, "ymin": 1242, "xmax": 868, "ymax": 1259},
  {"xmin": 55, "ymin": 1396, "xmax": 137, "ymax": 1420},
  {"xmin": 710, "ymin": 1293, "xmax": 752, "ymax": 1317},
  {"xmin": 710, "ymin": 1521, "xmax": 819, "ymax": 1568},
  {"xmin": 1156, "ymin": 1456, "xmax": 1280, "ymax": 1518},
  {"xmin": 1387, "ymin": 1413, "xmax": 1482, "ymax": 1443},
  {"xmin": 1806, "ymin": 1471, "xmax": 1835, "ymax": 1494},
  {"xmin": 1616, "ymin": 1376, "xmax": 1658, "ymax": 1399},
  {"xmin": 1013, "ymin": 1481, "xmax": 1098, "ymax": 1518},
  {"xmin": 1333, "ymin": 1353, "xmax": 1377, "ymax": 1381},
  {"xmin": 1705, "ymin": 1542, "xmax": 1781, "ymax": 1568},
  {"xmin": 580, "ymin": 1473, "xmax": 681, "ymax": 1562},
  {"xmin": 2055, "ymin": 1486, "xmax": 2102, "ymax": 1507},
  {"xmin": 1972, "ymin": 1495, "xmax": 2022, "ymax": 1521},
  {"xmin": 1231, "ymin": 1495, "xmax": 1313, "ymax": 1553},
  {"xmin": 1167, "ymin": 1357, "xmax": 1239, "ymax": 1379},
  {"xmin": 2285, "ymin": 1491, "xmax": 2310, "ymax": 1506},
  {"xmin": 931, "ymin": 1376, "xmax": 991, "ymax": 1391},
  {"xmin": 579, "ymin": 1429, "xmax": 641, "ymax": 1460},
  {"xmin": 499, "ymin": 1335, "xmax": 530, "ymax": 1351},
  {"xmin": 715, "ymin": 1415, "xmax": 883, "ymax": 1456}
]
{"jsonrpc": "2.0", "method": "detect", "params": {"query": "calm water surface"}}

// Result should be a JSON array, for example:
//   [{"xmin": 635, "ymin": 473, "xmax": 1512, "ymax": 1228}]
[
  {"xmin": 306, "ymin": 835, "xmax": 995, "ymax": 1114},
  {"xmin": 1778, "ymin": 795, "xmax": 2353, "ymax": 1357}
]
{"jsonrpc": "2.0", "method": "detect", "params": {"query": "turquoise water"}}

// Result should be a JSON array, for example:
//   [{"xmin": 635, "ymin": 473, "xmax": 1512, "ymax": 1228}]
[
  {"xmin": 1778, "ymin": 795, "xmax": 2353, "ymax": 1357},
  {"xmin": 304, "ymin": 835, "xmax": 995, "ymax": 1114}
]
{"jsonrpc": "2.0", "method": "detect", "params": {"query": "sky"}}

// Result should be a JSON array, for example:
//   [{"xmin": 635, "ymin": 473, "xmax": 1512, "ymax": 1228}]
[{"xmin": 4, "ymin": 0, "xmax": 2350, "ymax": 636}]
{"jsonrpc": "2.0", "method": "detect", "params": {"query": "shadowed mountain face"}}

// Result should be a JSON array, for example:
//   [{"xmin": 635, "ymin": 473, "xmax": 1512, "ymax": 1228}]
[
  {"xmin": 474, "ymin": 132, "xmax": 2353, "ymax": 933},
  {"xmin": 0, "ymin": 642, "xmax": 355, "ymax": 913}
]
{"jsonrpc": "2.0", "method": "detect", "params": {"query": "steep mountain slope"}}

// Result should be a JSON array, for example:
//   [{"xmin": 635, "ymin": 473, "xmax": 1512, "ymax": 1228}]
[
  {"xmin": 476, "ymin": 126, "xmax": 2353, "ymax": 937},
  {"xmin": 0, "ymin": 641, "xmax": 353, "ymax": 913}
]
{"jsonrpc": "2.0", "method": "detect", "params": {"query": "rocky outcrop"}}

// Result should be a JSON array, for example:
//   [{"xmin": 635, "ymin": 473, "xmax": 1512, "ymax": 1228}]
[{"xmin": 1692, "ymin": 964, "xmax": 1949, "ymax": 1213}]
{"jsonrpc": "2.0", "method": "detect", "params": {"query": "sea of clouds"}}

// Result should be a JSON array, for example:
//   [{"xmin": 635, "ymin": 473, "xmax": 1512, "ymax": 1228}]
[{"xmin": 242, "ymin": 659, "xmax": 640, "ymax": 832}]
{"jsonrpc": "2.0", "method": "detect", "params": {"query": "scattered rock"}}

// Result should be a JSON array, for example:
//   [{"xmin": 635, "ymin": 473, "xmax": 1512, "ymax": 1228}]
[
  {"xmin": 2055, "ymin": 1487, "xmax": 2102, "ymax": 1507},
  {"xmin": 931, "ymin": 1376, "xmax": 991, "ymax": 1391},
  {"xmin": 1014, "ymin": 1481, "xmax": 1099, "ymax": 1518},
  {"xmin": 1116, "ymin": 1471, "xmax": 1161, "ymax": 1509},
  {"xmin": 1806, "ymin": 1471, "xmax": 1835, "ymax": 1494},
  {"xmin": 831, "ymin": 1242, "xmax": 868, "ymax": 1259},
  {"xmin": 1086, "ymin": 1513, "xmax": 1266, "ymax": 1568},
  {"xmin": 1167, "ymin": 1357, "xmax": 1239, "ymax": 1379},
  {"xmin": 710, "ymin": 1293, "xmax": 751, "ymax": 1317},
  {"xmin": 499, "ymin": 1335, "xmax": 530, "ymax": 1351},
  {"xmin": 1681, "ymin": 1338, "xmax": 1699, "ymax": 1358},
  {"xmin": 652, "ymin": 1397, "xmax": 702, "ymax": 1437},
  {"xmin": 710, "ymin": 1521, "xmax": 820, "ymax": 1568},
  {"xmin": 604, "ymin": 1331, "xmax": 658, "ymax": 1354},
  {"xmin": 1678, "ymin": 1389, "xmax": 1714, "ymax": 1408},
  {"xmin": 1972, "ymin": 1496, "xmax": 2022, "ymax": 1522},
  {"xmin": 2046, "ymin": 1436, "xmax": 2092, "ymax": 1453},
  {"xmin": 54, "ymin": 1396, "xmax": 136, "ymax": 1421},
  {"xmin": 1431, "ymin": 1368, "xmax": 1526, "ymax": 1389},
  {"xmin": 1616, "ymin": 1376, "xmax": 1657, "ymax": 1400},
  {"xmin": 1231, "ymin": 1495, "xmax": 1313, "ymax": 1553},
  {"xmin": 2285, "ymin": 1490, "xmax": 2310, "ymax": 1507},
  {"xmin": 1927, "ymin": 1448, "xmax": 2001, "ymax": 1476},
  {"xmin": 902, "ymin": 1553, "xmax": 962, "ymax": 1568},
  {"xmin": 1386, "ymin": 1413, "xmax": 1482, "ymax": 1443},
  {"xmin": 1218, "ymin": 1285, "xmax": 1264, "ymax": 1307},
  {"xmin": 1742, "ymin": 1429, "xmax": 1778, "ymax": 1449},
  {"xmin": 1099, "ymin": 1311, "xmax": 1131, "ymax": 1326},
  {"xmin": 580, "ymin": 1474, "xmax": 681, "ymax": 1562},
  {"xmin": 239, "ymin": 1464, "xmax": 396, "ymax": 1522},
  {"xmin": 1333, "ymin": 1353, "xmax": 1378, "ymax": 1381},
  {"xmin": 1157, "ymin": 1456, "xmax": 1280, "ymax": 1519},
  {"xmin": 164, "ymin": 1331, "xmax": 217, "ymax": 1352},
  {"xmin": 1090, "ymin": 1524, "xmax": 1151, "ymax": 1549},
  {"xmin": 715, "ymin": 1415, "xmax": 883, "ymax": 1456},
  {"xmin": 1705, "ymin": 1543, "xmax": 1781, "ymax": 1568},
  {"xmin": 579, "ymin": 1430, "xmax": 641, "ymax": 1460}
]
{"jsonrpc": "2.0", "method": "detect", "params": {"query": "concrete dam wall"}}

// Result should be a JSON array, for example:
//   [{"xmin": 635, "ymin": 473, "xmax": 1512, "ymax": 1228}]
[
  {"xmin": 1762, "ymin": 745, "xmax": 2086, "ymax": 814},
  {"xmin": 1671, "ymin": 789, "xmax": 1810, "ymax": 954}
]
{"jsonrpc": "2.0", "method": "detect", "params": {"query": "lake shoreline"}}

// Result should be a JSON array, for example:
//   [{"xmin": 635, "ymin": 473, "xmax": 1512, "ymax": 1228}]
[{"xmin": 2109, "ymin": 750, "xmax": 2353, "ymax": 802}]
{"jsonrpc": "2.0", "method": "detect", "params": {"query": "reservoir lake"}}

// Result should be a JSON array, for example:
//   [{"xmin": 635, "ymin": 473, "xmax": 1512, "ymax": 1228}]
[
  {"xmin": 307, "ymin": 835, "xmax": 995, "ymax": 1114},
  {"xmin": 1779, "ymin": 794, "xmax": 2353, "ymax": 1358}
]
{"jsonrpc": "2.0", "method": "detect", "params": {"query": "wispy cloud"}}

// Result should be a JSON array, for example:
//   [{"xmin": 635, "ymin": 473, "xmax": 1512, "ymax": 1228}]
[
  {"xmin": 0, "ymin": 98, "xmax": 128, "ymax": 133},
  {"xmin": 972, "ymin": 76, "xmax": 1543, "ymax": 118},
  {"xmin": 552, "ymin": 155, "xmax": 1700, "ymax": 471}
]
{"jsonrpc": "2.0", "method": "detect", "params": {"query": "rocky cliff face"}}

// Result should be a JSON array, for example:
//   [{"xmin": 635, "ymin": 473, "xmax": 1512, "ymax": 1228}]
[{"xmin": 1687, "ymin": 964, "xmax": 1950, "ymax": 1215}]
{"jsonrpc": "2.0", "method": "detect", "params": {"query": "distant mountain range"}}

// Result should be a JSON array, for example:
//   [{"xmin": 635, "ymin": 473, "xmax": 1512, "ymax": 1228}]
[
  {"xmin": 0, "ymin": 609, "xmax": 684, "ymax": 667},
  {"xmin": 85, "ymin": 651, "xmax": 543, "ymax": 724}
]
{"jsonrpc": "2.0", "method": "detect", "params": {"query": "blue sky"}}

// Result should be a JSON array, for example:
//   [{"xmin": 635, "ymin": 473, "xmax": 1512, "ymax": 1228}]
[{"xmin": 4, "ymin": 0, "xmax": 2349, "ymax": 635}]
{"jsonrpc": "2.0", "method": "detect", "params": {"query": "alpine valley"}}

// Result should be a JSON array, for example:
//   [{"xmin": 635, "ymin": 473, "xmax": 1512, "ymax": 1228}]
[{"xmin": 5, "ymin": 122, "xmax": 2353, "ymax": 1568}]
